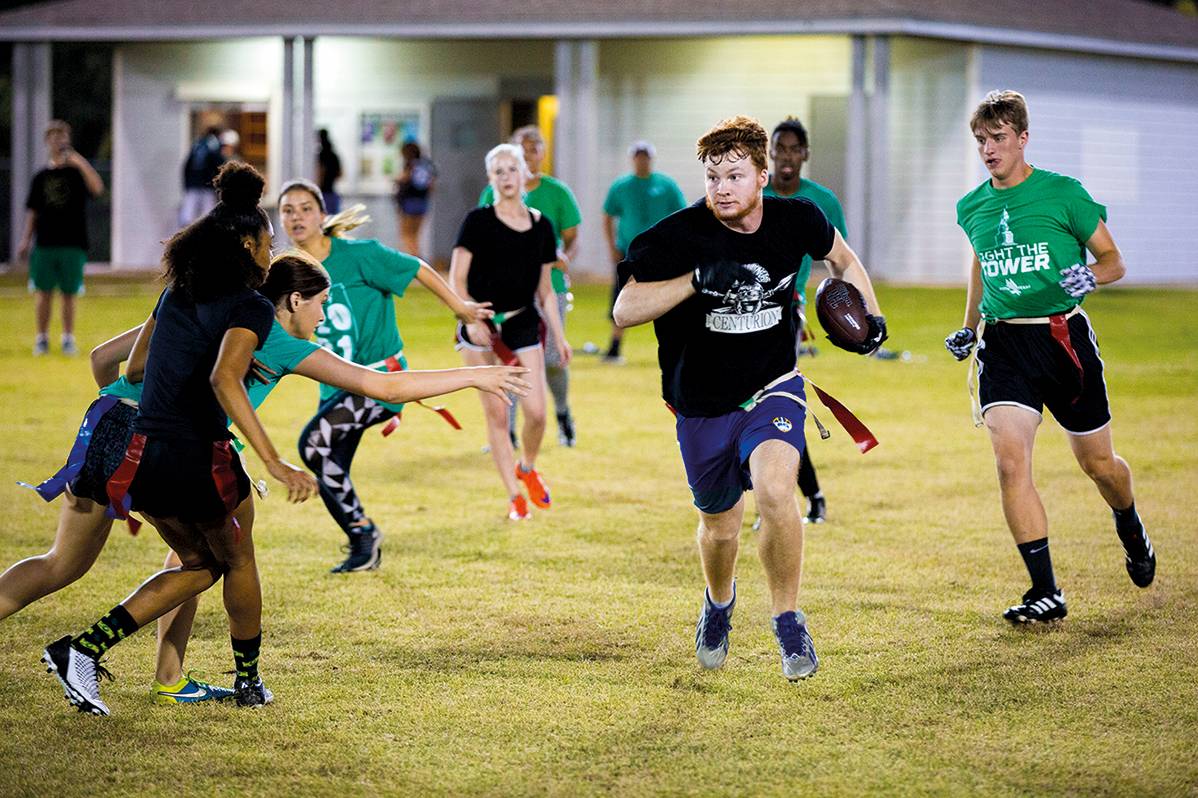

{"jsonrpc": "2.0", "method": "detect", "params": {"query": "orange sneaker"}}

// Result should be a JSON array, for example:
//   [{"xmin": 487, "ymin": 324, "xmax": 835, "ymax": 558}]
[
  {"xmin": 515, "ymin": 465, "xmax": 551, "ymax": 509},
  {"xmin": 508, "ymin": 494, "xmax": 532, "ymax": 520}
]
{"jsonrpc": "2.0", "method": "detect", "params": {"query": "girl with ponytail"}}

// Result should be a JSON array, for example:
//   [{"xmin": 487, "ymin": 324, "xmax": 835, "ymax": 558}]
[{"xmin": 278, "ymin": 178, "xmax": 493, "ymax": 572}]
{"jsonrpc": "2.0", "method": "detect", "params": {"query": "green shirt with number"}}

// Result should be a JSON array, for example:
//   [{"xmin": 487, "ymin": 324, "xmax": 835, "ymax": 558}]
[
  {"xmin": 316, "ymin": 237, "xmax": 421, "ymax": 411},
  {"xmin": 764, "ymin": 178, "xmax": 846, "ymax": 305},
  {"xmin": 956, "ymin": 167, "xmax": 1106, "ymax": 321},
  {"xmin": 479, "ymin": 175, "xmax": 581, "ymax": 293}
]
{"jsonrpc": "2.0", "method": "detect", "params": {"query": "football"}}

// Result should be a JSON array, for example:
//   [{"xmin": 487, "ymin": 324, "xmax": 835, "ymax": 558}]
[{"xmin": 815, "ymin": 277, "xmax": 870, "ymax": 351}]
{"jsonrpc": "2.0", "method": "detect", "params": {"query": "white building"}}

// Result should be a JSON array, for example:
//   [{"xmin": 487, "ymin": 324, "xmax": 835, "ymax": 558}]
[{"xmin": 4, "ymin": 0, "xmax": 1198, "ymax": 283}]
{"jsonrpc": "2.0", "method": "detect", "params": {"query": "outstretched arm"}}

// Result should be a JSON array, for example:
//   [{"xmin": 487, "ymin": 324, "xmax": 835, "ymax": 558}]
[
  {"xmin": 211, "ymin": 328, "xmax": 316, "ymax": 503},
  {"xmin": 291, "ymin": 348, "xmax": 530, "ymax": 406}
]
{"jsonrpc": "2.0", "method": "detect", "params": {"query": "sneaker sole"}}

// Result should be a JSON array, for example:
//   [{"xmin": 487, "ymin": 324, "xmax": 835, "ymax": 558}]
[
  {"xmin": 784, "ymin": 662, "xmax": 819, "ymax": 681},
  {"xmin": 1003, "ymin": 614, "xmax": 1066, "ymax": 626},
  {"xmin": 42, "ymin": 649, "xmax": 108, "ymax": 716}
]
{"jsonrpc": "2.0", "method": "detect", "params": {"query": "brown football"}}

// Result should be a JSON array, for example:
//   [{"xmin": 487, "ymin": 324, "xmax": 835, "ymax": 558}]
[{"xmin": 815, "ymin": 277, "xmax": 870, "ymax": 350}]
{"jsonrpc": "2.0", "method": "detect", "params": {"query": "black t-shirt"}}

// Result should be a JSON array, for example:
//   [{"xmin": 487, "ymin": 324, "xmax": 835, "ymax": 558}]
[
  {"xmin": 620, "ymin": 197, "xmax": 835, "ymax": 417},
  {"xmin": 26, "ymin": 166, "xmax": 89, "ymax": 249},
  {"xmin": 135, "ymin": 287, "xmax": 275, "ymax": 442},
  {"xmin": 318, "ymin": 148, "xmax": 342, "ymax": 193},
  {"xmin": 455, "ymin": 206, "xmax": 556, "ymax": 313}
]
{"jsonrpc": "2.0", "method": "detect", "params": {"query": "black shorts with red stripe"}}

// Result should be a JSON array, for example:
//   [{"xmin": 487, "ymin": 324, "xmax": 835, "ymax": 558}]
[
  {"xmin": 127, "ymin": 435, "xmax": 251, "ymax": 523},
  {"xmin": 977, "ymin": 309, "xmax": 1111, "ymax": 434}
]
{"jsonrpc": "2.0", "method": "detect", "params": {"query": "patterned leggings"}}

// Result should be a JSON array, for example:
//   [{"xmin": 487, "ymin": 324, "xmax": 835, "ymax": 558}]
[{"xmin": 299, "ymin": 392, "xmax": 395, "ymax": 535}]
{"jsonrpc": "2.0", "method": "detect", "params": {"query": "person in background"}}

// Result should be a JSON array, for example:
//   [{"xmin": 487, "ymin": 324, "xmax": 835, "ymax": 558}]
[
  {"xmin": 479, "ymin": 126, "xmax": 582, "ymax": 447},
  {"xmin": 17, "ymin": 119, "xmax": 104, "ymax": 357},
  {"xmin": 601, "ymin": 140, "xmax": 687, "ymax": 364},
  {"xmin": 395, "ymin": 141, "xmax": 437, "ymax": 259},
  {"xmin": 317, "ymin": 129, "xmax": 343, "ymax": 214},
  {"xmin": 180, "ymin": 126, "xmax": 224, "ymax": 226}
]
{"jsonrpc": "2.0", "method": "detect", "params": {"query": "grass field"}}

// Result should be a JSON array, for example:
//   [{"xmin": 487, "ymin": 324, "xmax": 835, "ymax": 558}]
[{"xmin": 0, "ymin": 276, "xmax": 1195, "ymax": 797}]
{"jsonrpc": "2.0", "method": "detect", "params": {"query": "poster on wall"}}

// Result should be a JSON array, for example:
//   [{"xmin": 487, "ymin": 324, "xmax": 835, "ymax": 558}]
[{"xmin": 358, "ymin": 110, "xmax": 421, "ymax": 194}]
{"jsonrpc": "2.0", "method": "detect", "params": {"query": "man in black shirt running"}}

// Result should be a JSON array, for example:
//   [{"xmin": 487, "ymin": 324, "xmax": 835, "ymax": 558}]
[{"xmin": 614, "ymin": 116, "xmax": 886, "ymax": 680}]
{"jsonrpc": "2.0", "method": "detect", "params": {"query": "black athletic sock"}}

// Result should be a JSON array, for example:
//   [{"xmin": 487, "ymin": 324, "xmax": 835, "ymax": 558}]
[
  {"xmin": 797, "ymin": 449, "xmax": 820, "ymax": 497},
  {"xmin": 606, "ymin": 339, "xmax": 622, "ymax": 358},
  {"xmin": 1016, "ymin": 538, "xmax": 1057, "ymax": 594},
  {"xmin": 1113, "ymin": 502, "xmax": 1148, "ymax": 550},
  {"xmin": 72, "ymin": 605, "xmax": 139, "ymax": 659},
  {"xmin": 232, "ymin": 633, "xmax": 262, "ymax": 681}
]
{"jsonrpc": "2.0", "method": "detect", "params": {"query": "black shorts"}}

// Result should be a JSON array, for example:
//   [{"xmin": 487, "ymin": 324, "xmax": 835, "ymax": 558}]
[
  {"xmin": 67, "ymin": 401, "xmax": 138, "ymax": 505},
  {"xmin": 455, "ymin": 309, "xmax": 542, "ymax": 354},
  {"xmin": 978, "ymin": 310, "xmax": 1111, "ymax": 434},
  {"xmin": 127, "ymin": 435, "xmax": 251, "ymax": 523}
]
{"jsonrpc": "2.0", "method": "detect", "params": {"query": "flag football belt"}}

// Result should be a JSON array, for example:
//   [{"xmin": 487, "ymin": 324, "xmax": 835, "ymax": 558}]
[
  {"xmin": 966, "ymin": 305, "xmax": 1083, "ymax": 427},
  {"xmin": 482, "ymin": 307, "xmax": 533, "ymax": 366},
  {"xmin": 17, "ymin": 395, "xmax": 144, "ymax": 534},
  {"xmin": 664, "ymin": 371, "xmax": 878, "ymax": 454},
  {"xmin": 739, "ymin": 370, "xmax": 879, "ymax": 454},
  {"xmin": 365, "ymin": 350, "xmax": 463, "ymax": 437}
]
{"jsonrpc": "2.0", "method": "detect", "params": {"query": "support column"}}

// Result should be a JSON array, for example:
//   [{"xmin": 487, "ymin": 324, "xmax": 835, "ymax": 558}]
[
  {"xmin": 9, "ymin": 42, "xmax": 52, "ymax": 268},
  {"xmin": 553, "ymin": 39, "xmax": 601, "ymax": 279},
  {"xmin": 300, "ymin": 37, "xmax": 315, "ymax": 181},
  {"xmin": 866, "ymin": 35, "xmax": 891, "ymax": 276},
  {"xmin": 280, "ymin": 36, "xmax": 295, "ymax": 185},
  {"xmin": 844, "ymin": 35, "xmax": 867, "ymax": 267}
]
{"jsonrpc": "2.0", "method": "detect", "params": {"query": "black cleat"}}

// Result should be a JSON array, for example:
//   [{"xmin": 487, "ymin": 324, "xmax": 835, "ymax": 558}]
[
  {"xmin": 233, "ymin": 676, "xmax": 273, "ymax": 707},
  {"xmin": 330, "ymin": 524, "xmax": 382, "ymax": 573},
  {"xmin": 42, "ymin": 635, "xmax": 112, "ymax": 715},
  {"xmin": 556, "ymin": 412, "xmax": 576, "ymax": 448},
  {"xmin": 1003, "ymin": 588, "xmax": 1067, "ymax": 625},
  {"xmin": 1118, "ymin": 516, "xmax": 1156, "ymax": 588},
  {"xmin": 805, "ymin": 495, "xmax": 826, "ymax": 524}
]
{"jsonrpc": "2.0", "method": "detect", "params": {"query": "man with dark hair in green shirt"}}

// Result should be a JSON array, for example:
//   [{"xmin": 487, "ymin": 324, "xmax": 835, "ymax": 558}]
[{"xmin": 602, "ymin": 140, "xmax": 687, "ymax": 363}]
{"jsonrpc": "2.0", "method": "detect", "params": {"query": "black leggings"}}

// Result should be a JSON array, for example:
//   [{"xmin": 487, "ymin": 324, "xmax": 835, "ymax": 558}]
[
  {"xmin": 298, "ymin": 392, "xmax": 395, "ymax": 535},
  {"xmin": 797, "ymin": 448, "xmax": 820, "ymax": 498}
]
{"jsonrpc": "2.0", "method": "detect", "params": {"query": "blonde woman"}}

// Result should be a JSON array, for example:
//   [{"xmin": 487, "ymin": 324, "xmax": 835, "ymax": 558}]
[{"xmin": 452, "ymin": 144, "xmax": 571, "ymax": 519}]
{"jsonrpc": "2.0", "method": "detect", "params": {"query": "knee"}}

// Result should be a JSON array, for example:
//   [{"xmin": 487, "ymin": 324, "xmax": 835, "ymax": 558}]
[
  {"xmin": 42, "ymin": 549, "xmax": 91, "ymax": 585},
  {"xmin": 1078, "ymin": 450, "xmax": 1121, "ymax": 482},
  {"xmin": 993, "ymin": 451, "xmax": 1030, "ymax": 486},
  {"xmin": 698, "ymin": 517, "xmax": 740, "ymax": 544},
  {"xmin": 522, "ymin": 403, "xmax": 547, "ymax": 427},
  {"xmin": 177, "ymin": 551, "xmax": 226, "ymax": 582},
  {"xmin": 754, "ymin": 478, "xmax": 798, "ymax": 519}
]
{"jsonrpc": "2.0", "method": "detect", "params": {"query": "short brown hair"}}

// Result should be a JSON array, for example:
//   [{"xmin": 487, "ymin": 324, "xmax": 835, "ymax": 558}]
[
  {"xmin": 970, "ymin": 90, "xmax": 1029, "ymax": 135},
  {"xmin": 696, "ymin": 115, "xmax": 768, "ymax": 172},
  {"xmin": 45, "ymin": 119, "xmax": 71, "ymax": 138}
]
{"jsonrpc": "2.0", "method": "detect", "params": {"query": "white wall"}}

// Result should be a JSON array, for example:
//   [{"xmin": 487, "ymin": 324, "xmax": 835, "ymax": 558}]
[
  {"xmin": 113, "ymin": 39, "xmax": 284, "ymax": 268},
  {"xmin": 885, "ymin": 37, "xmax": 975, "ymax": 284},
  {"xmin": 978, "ymin": 46, "xmax": 1198, "ymax": 284}
]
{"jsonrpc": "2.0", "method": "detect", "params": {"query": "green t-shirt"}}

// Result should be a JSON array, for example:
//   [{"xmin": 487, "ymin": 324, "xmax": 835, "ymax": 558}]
[
  {"xmin": 99, "ymin": 319, "xmax": 319, "ymax": 422},
  {"xmin": 764, "ymin": 178, "xmax": 847, "ymax": 304},
  {"xmin": 479, "ymin": 175, "xmax": 581, "ymax": 293},
  {"xmin": 603, "ymin": 172, "xmax": 688, "ymax": 253},
  {"xmin": 315, "ymin": 237, "xmax": 420, "ymax": 409},
  {"xmin": 956, "ymin": 168, "xmax": 1106, "ymax": 320},
  {"xmin": 99, "ymin": 375, "xmax": 142, "ymax": 403}
]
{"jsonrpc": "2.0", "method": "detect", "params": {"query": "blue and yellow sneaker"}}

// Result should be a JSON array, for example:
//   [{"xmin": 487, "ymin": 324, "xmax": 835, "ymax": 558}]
[{"xmin": 152, "ymin": 673, "xmax": 236, "ymax": 705}]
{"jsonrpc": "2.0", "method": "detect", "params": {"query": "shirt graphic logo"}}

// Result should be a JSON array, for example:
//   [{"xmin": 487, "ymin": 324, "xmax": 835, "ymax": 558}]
[
  {"xmin": 995, "ymin": 207, "xmax": 1015, "ymax": 247},
  {"xmin": 1002, "ymin": 278, "xmax": 1029, "ymax": 296},
  {"xmin": 699, "ymin": 263, "xmax": 793, "ymax": 335},
  {"xmin": 772, "ymin": 417, "xmax": 793, "ymax": 433}
]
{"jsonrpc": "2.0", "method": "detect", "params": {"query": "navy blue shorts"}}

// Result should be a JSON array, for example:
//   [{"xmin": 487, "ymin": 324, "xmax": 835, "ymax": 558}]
[{"xmin": 676, "ymin": 374, "xmax": 808, "ymax": 514}]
